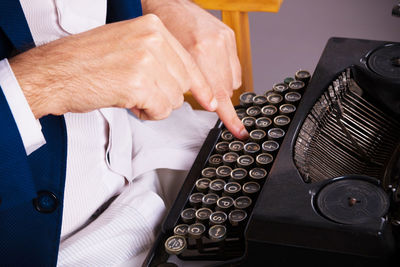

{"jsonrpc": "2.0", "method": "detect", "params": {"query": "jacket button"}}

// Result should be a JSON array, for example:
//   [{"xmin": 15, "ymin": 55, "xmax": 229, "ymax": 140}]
[{"xmin": 33, "ymin": 191, "xmax": 58, "ymax": 213}]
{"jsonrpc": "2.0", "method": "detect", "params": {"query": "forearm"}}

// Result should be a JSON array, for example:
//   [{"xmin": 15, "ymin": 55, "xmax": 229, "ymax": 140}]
[
  {"xmin": 9, "ymin": 45, "xmax": 65, "ymax": 119},
  {"xmin": 8, "ymin": 15, "xmax": 216, "ymax": 121}
]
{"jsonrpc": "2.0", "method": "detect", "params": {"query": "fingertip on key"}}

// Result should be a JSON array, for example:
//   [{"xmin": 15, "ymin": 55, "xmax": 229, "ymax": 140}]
[
  {"xmin": 239, "ymin": 128, "xmax": 249, "ymax": 139},
  {"xmin": 239, "ymin": 127, "xmax": 249, "ymax": 139}
]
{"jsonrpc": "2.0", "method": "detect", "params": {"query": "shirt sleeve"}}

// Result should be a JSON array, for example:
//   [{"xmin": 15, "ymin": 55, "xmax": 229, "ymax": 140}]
[{"xmin": 0, "ymin": 58, "xmax": 46, "ymax": 155}]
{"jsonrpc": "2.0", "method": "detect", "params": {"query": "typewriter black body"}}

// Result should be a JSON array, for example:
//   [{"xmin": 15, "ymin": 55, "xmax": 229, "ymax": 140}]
[{"xmin": 143, "ymin": 37, "xmax": 400, "ymax": 267}]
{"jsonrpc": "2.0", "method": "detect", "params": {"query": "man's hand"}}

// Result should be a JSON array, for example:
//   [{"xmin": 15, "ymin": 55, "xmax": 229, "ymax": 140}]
[
  {"xmin": 142, "ymin": 0, "xmax": 248, "ymax": 139},
  {"xmin": 9, "ymin": 14, "xmax": 217, "ymax": 120}
]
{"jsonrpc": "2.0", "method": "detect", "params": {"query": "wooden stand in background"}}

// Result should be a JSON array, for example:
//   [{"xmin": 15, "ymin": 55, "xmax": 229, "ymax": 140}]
[{"xmin": 184, "ymin": 0, "xmax": 283, "ymax": 109}]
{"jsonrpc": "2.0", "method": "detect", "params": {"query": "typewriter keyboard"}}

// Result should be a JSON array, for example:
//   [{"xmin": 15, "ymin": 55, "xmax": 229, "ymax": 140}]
[{"xmin": 164, "ymin": 70, "xmax": 311, "ymax": 261}]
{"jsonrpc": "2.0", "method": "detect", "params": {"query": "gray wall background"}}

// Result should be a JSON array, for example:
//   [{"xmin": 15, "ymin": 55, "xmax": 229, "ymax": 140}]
[{"xmin": 210, "ymin": 0, "xmax": 400, "ymax": 95}]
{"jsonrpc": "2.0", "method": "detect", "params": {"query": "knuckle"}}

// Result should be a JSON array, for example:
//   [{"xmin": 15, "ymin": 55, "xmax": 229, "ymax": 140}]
[
  {"xmin": 181, "ymin": 78, "xmax": 191, "ymax": 93},
  {"xmin": 223, "ymin": 27, "xmax": 236, "ymax": 45},
  {"xmin": 173, "ymin": 94, "xmax": 184, "ymax": 109},
  {"xmin": 214, "ymin": 30, "xmax": 228, "ymax": 47},
  {"xmin": 156, "ymin": 106, "xmax": 172, "ymax": 120},
  {"xmin": 226, "ymin": 27, "xmax": 235, "ymax": 39},
  {"xmin": 143, "ymin": 14, "xmax": 162, "ymax": 26},
  {"xmin": 137, "ymin": 48, "xmax": 156, "ymax": 67},
  {"xmin": 143, "ymin": 31, "xmax": 164, "ymax": 46},
  {"xmin": 127, "ymin": 72, "xmax": 146, "ymax": 89},
  {"xmin": 233, "ymin": 78, "xmax": 242, "ymax": 90},
  {"xmin": 170, "ymin": 87, "xmax": 183, "ymax": 103}
]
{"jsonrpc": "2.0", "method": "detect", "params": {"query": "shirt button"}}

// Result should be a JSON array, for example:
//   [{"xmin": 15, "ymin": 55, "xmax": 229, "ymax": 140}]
[{"xmin": 33, "ymin": 191, "xmax": 58, "ymax": 213}]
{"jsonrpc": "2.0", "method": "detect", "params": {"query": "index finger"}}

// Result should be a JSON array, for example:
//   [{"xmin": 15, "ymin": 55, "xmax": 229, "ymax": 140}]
[{"xmin": 215, "ymin": 94, "xmax": 248, "ymax": 140}]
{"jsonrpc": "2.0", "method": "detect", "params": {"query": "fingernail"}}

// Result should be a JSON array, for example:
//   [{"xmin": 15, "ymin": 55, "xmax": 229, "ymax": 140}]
[
  {"xmin": 209, "ymin": 97, "xmax": 218, "ymax": 111},
  {"xmin": 239, "ymin": 128, "xmax": 249, "ymax": 139}
]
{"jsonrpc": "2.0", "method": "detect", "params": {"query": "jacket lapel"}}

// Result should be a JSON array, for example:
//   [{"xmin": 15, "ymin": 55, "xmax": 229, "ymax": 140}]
[{"xmin": 0, "ymin": 0, "xmax": 35, "ymax": 52}]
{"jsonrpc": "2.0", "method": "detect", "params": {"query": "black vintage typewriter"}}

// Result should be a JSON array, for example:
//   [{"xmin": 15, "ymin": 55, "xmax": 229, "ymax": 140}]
[{"xmin": 143, "ymin": 37, "xmax": 400, "ymax": 267}]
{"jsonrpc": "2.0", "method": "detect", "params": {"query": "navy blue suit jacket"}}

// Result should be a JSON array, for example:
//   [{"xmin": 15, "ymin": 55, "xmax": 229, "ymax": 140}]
[{"xmin": 0, "ymin": 1, "xmax": 142, "ymax": 265}]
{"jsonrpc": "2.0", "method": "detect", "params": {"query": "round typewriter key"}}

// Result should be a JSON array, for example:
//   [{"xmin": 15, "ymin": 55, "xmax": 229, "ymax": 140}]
[
  {"xmin": 255, "ymin": 117, "xmax": 272, "ymax": 131},
  {"xmin": 264, "ymin": 89, "xmax": 274, "ymax": 97},
  {"xmin": 249, "ymin": 129, "xmax": 266, "ymax": 143},
  {"xmin": 279, "ymin": 103, "xmax": 296, "ymax": 117},
  {"xmin": 284, "ymin": 77, "xmax": 295, "ymax": 85},
  {"xmin": 288, "ymin": 80, "xmax": 305, "ymax": 94},
  {"xmin": 261, "ymin": 105, "xmax": 278, "ymax": 117},
  {"xmin": 234, "ymin": 196, "xmax": 252, "ymax": 210},
  {"xmin": 196, "ymin": 178, "xmax": 211, "ymax": 193},
  {"xmin": 229, "ymin": 140, "xmax": 245, "ymax": 154},
  {"xmin": 235, "ymin": 108, "xmax": 247, "ymax": 120},
  {"xmin": 252, "ymin": 95, "xmax": 268, "ymax": 107},
  {"xmin": 216, "ymin": 196, "xmax": 235, "ymax": 212},
  {"xmin": 229, "ymin": 209, "xmax": 248, "ymax": 227},
  {"xmin": 284, "ymin": 91, "xmax": 302, "ymax": 105},
  {"xmin": 181, "ymin": 208, "xmax": 197, "ymax": 224},
  {"xmin": 188, "ymin": 223, "xmax": 206, "ymax": 251},
  {"xmin": 189, "ymin": 192, "xmax": 205, "ymax": 208},
  {"xmin": 239, "ymin": 92, "xmax": 256, "ymax": 107},
  {"xmin": 222, "ymin": 152, "xmax": 239, "ymax": 167},
  {"xmin": 202, "ymin": 193, "xmax": 219, "ymax": 209},
  {"xmin": 249, "ymin": 167, "xmax": 268, "ymax": 181},
  {"xmin": 201, "ymin": 167, "xmax": 216, "ymax": 179},
  {"xmin": 223, "ymin": 182, "xmax": 242, "ymax": 198},
  {"xmin": 246, "ymin": 106, "xmax": 261, "ymax": 117},
  {"xmin": 208, "ymin": 154, "xmax": 223, "ymax": 167},
  {"xmin": 195, "ymin": 208, "xmax": 212, "ymax": 224},
  {"xmin": 174, "ymin": 224, "xmax": 189, "ymax": 237},
  {"xmin": 266, "ymin": 93, "xmax": 283, "ymax": 106},
  {"xmin": 255, "ymin": 153, "xmax": 274, "ymax": 169},
  {"xmin": 230, "ymin": 168, "xmax": 248, "ymax": 184},
  {"xmin": 221, "ymin": 129, "xmax": 234, "ymax": 142},
  {"xmin": 243, "ymin": 142, "xmax": 261, "ymax": 156},
  {"xmin": 295, "ymin": 69, "xmax": 311, "ymax": 84},
  {"xmin": 210, "ymin": 211, "xmax": 227, "ymax": 226},
  {"xmin": 188, "ymin": 223, "xmax": 206, "ymax": 239},
  {"xmin": 237, "ymin": 155, "xmax": 254, "ymax": 170},
  {"xmin": 267, "ymin": 128, "xmax": 286, "ymax": 142},
  {"xmin": 216, "ymin": 165, "xmax": 232, "ymax": 180},
  {"xmin": 243, "ymin": 182, "xmax": 261, "ymax": 197},
  {"xmin": 215, "ymin": 141, "xmax": 229, "ymax": 154},
  {"xmin": 262, "ymin": 140, "xmax": 280, "ymax": 154},
  {"xmin": 273, "ymin": 82, "xmax": 289, "ymax": 94},
  {"xmin": 208, "ymin": 225, "xmax": 227, "ymax": 242},
  {"xmin": 165, "ymin": 235, "xmax": 186, "ymax": 255},
  {"xmin": 241, "ymin": 116, "xmax": 256, "ymax": 132},
  {"xmin": 209, "ymin": 179, "xmax": 226, "ymax": 194},
  {"xmin": 273, "ymin": 115, "xmax": 291, "ymax": 129}
]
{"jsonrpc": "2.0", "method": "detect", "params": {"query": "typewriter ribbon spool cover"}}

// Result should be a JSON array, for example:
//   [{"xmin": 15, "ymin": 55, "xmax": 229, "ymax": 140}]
[{"xmin": 143, "ymin": 38, "xmax": 400, "ymax": 267}]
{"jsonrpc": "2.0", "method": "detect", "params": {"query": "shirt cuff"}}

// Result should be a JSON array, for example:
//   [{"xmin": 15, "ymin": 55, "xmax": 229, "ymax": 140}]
[{"xmin": 0, "ymin": 58, "xmax": 46, "ymax": 155}]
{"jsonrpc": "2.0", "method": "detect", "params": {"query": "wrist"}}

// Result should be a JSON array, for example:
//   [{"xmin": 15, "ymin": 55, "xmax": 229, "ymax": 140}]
[{"xmin": 9, "ymin": 51, "xmax": 62, "ymax": 119}]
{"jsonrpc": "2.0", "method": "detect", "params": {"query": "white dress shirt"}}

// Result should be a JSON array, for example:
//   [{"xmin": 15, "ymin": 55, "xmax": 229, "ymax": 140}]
[{"xmin": 0, "ymin": 0, "xmax": 218, "ymax": 265}]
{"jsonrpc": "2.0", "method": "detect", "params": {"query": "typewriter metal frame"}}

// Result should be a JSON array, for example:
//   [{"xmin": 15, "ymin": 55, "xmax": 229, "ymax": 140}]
[{"xmin": 143, "ymin": 37, "xmax": 400, "ymax": 267}]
